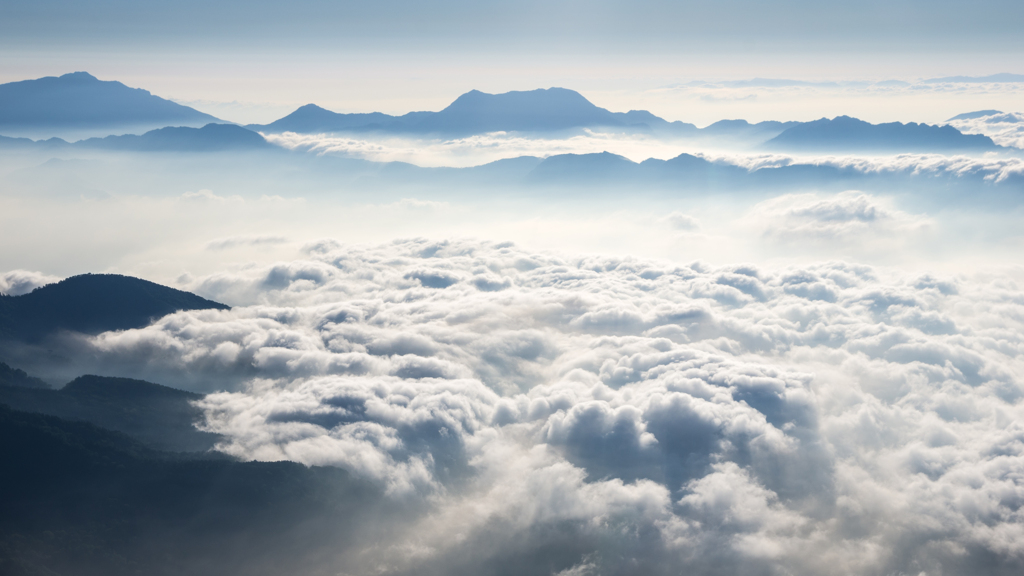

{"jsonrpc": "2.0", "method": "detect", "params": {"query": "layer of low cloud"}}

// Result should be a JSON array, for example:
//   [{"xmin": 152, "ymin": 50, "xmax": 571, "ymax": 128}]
[
  {"xmin": 11, "ymin": 239, "xmax": 1024, "ymax": 575},
  {"xmin": 263, "ymin": 130, "xmax": 701, "ymax": 167}
]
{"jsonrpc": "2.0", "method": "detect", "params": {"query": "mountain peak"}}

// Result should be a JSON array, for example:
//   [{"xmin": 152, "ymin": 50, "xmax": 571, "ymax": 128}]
[
  {"xmin": 254, "ymin": 87, "xmax": 679, "ymax": 136},
  {"xmin": 425, "ymin": 87, "xmax": 619, "ymax": 133},
  {"xmin": 446, "ymin": 87, "xmax": 592, "ymax": 108},
  {"xmin": 0, "ymin": 72, "xmax": 221, "ymax": 133},
  {"xmin": 0, "ymin": 273, "xmax": 229, "ymax": 342},
  {"xmin": 59, "ymin": 71, "xmax": 100, "ymax": 82}
]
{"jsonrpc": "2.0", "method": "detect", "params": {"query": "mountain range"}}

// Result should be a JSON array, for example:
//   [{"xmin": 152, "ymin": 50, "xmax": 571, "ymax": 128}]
[
  {"xmin": 0, "ymin": 123, "xmax": 272, "ymax": 152},
  {"xmin": 249, "ymin": 87, "xmax": 699, "ymax": 136},
  {"xmin": 0, "ymin": 72, "xmax": 1013, "ymax": 154},
  {"xmin": 764, "ymin": 116, "xmax": 998, "ymax": 152}
]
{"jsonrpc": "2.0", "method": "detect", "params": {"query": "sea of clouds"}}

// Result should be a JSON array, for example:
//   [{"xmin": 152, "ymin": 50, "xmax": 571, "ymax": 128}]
[
  {"xmin": 948, "ymin": 112, "xmax": 1024, "ymax": 150},
  {"xmin": 24, "ymin": 238, "xmax": 1024, "ymax": 575}
]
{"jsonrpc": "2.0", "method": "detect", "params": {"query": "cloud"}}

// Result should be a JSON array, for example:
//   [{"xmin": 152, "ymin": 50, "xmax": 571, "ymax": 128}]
[
  {"xmin": 263, "ymin": 130, "xmax": 702, "ymax": 167},
  {"xmin": 661, "ymin": 211, "xmax": 700, "ymax": 231},
  {"xmin": 948, "ymin": 111, "xmax": 1024, "ymax": 149},
  {"xmin": 178, "ymin": 189, "xmax": 244, "ymax": 204},
  {"xmin": 751, "ymin": 191, "xmax": 932, "ymax": 245},
  {"xmin": 0, "ymin": 269, "xmax": 61, "ymax": 296},
  {"xmin": 205, "ymin": 235, "xmax": 290, "ymax": 251},
  {"xmin": 16, "ymin": 238, "xmax": 1024, "ymax": 575}
]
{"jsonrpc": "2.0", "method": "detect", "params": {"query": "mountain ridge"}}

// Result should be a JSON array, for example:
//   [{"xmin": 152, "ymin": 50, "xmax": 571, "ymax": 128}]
[
  {"xmin": 0, "ymin": 273, "xmax": 229, "ymax": 343},
  {"xmin": 0, "ymin": 72, "xmax": 223, "ymax": 136},
  {"xmin": 0, "ymin": 123, "xmax": 271, "ymax": 152},
  {"xmin": 764, "ymin": 115, "xmax": 999, "ymax": 152},
  {"xmin": 249, "ymin": 87, "xmax": 698, "ymax": 136}
]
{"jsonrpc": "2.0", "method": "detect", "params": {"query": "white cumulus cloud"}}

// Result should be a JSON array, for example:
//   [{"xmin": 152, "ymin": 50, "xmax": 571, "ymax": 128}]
[{"xmin": 13, "ymin": 239, "xmax": 1024, "ymax": 575}]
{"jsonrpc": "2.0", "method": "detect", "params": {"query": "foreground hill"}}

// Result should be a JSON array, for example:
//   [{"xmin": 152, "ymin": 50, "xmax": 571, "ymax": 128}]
[
  {"xmin": 0, "ymin": 403, "xmax": 392, "ymax": 576},
  {"xmin": 765, "ymin": 116, "xmax": 999, "ymax": 152},
  {"xmin": 0, "ymin": 273, "xmax": 229, "ymax": 343},
  {"xmin": 0, "ymin": 72, "xmax": 221, "ymax": 135}
]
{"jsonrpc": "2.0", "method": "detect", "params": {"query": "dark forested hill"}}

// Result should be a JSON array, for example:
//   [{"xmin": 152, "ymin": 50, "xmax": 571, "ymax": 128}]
[{"xmin": 0, "ymin": 274, "xmax": 229, "ymax": 343}]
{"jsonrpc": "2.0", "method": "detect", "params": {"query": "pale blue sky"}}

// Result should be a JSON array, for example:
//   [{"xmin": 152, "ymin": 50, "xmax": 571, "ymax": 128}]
[{"xmin": 3, "ymin": 0, "xmax": 1022, "ymax": 51}]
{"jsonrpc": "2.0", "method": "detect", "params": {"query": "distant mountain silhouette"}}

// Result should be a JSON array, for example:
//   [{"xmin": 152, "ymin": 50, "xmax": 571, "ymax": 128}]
[
  {"xmin": 0, "ymin": 273, "xmax": 229, "ymax": 343},
  {"xmin": 527, "ymin": 151, "xmax": 644, "ymax": 182},
  {"xmin": 0, "ymin": 373, "xmax": 221, "ymax": 452},
  {"xmin": 699, "ymin": 119, "xmax": 798, "ymax": 139},
  {"xmin": 521, "ymin": 151, "xmax": 763, "ymax": 188},
  {"xmin": 253, "ymin": 103, "xmax": 401, "ymax": 133},
  {"xmin": 0, "ymin": 123, "xmax": 270, "ymax": 152},
  {"xmin": 924, "ymin": 73, "xmax": 1024, "ymax": 83},
  {"xmin": 80, "ymin": 123, "xmax": 271, "ymax": 151},
  {"xmin": 0, "ymin": 134, "xmax": 72, "ymax": 149},
  {"xmin": 764, "ymin": 116, "xmax": 999, "ymax": 152},
  {"xmin": 408, "ymin": 88, "xmax": 647, "ymax": 134},
  {"xmin": 508, "ymin": 149, "xmax": 998, "ymax": 193},
  {"xmin": 0, "ymin": 72, "xmax": 221, "ymax": 133},
  {"xmin": 947, "ymin": 110, "xmax": 1003, "ymax": 121},
  {"xmin": 251, "ymin": 88, "xmax": 697, "ymax": 136}
]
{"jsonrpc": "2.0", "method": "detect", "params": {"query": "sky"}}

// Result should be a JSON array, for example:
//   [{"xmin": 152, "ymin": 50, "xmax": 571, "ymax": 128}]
[{"xmin": 2, "ymin": 0, "xmax": 1023, "ymax": 124}]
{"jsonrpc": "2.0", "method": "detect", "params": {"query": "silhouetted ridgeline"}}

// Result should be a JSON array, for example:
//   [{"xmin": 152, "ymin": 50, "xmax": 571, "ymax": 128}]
[
  {"xmin": 0, "ymin": 273, "xmax": 228, "ymax": 343},
  {"xmin": 0, "ymin": 72, "xmax": 220, "ymax": 131},
  {"xmin": 700, "ymin": 119, "xmax": 799, "ymax": 139},
  {"xmin": 0, "ymin": 123, "xmax": 271, "ymax": 152},
  {"xmin": 250, "ymin": 87, "xmax": 699, "ymax": 136},
  {"xmin": 80, "ymin": 123, "xmax": 272, "ymax": 151},
  {"xmin": 765, "ymin": 116, "xmax": 1000, "ymax": 152},
  {"xmin": 0, "ymin": 369, "xmax": 221, "ymax": 452},
  {"xmin": 0, "ymin": 361, "xmax": 49, "ymax": 389}
]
